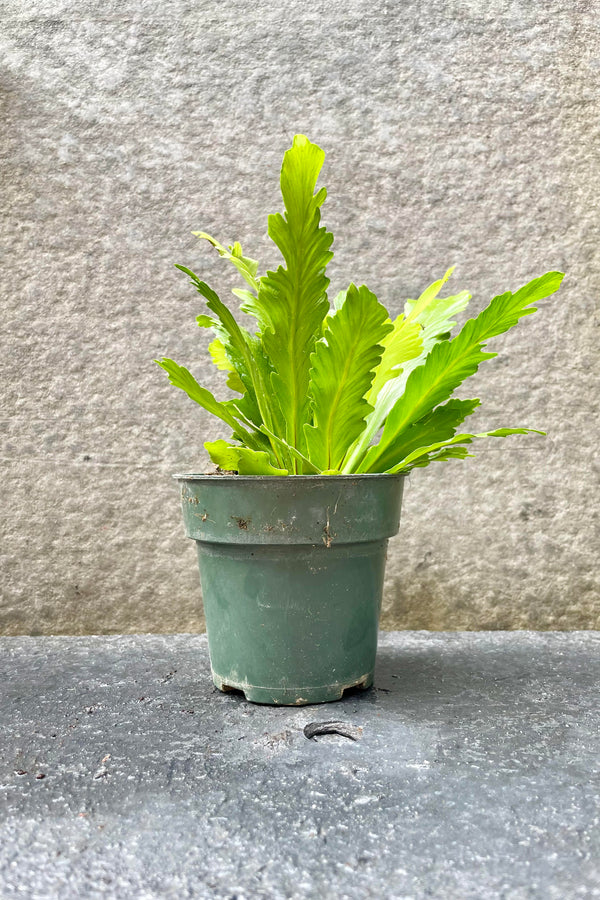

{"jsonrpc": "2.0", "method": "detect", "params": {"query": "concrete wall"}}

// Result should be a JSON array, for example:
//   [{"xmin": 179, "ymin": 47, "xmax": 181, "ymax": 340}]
[{"xmin": 2, "ymin": 0, "xmax": 599, "ymax": 635}]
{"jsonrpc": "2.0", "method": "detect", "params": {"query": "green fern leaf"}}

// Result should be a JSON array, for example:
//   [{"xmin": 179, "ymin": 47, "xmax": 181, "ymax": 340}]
[
  {"xmin": 176, "ymin": 264, "xmax": 289, "ymax": 466},
  {"xmin": 403, "ymin": 265, "xmax": 456, "ymax": 325},
  {"xmin": 366, "ymin": 315, "xmax": 423, "ymax": 405},
  {"xmin": 205, "ymin": 439, "xmax": 288, "ymax": 475},
  {"xmin": 384, "ymin": 427, "xmax": 546, "ymax": 474},
  {"xmin": 341, "ymin": 277, "xmax": 471, "ymax": 473},
  {"xmin": 412, "ymin": 445, "xmax": 474, "ymax": 467},
  {"xmin": 236, "ymin": 448, "xmax": 288, "ymax": 475},
  {"xmin": 252, "ymin": 134, "xmax": 334, "ymax": 464},
  {"xmin": 258, "ymin": 425, "xmax": 321, "ymax": 475},
  {"xmin": 304, "ymin": 284, "xmax": 393, "ymax": 472},
  {"xmin": 361, "ymin": 271, "xmax": 564, "ymax": 473},
  {"xmin": 155, "ymin": 358, "xmax": 258, "ymax": 446},
  {"xmin": 206, "ymin": 339, "xmax": 244, "ymax": 393},
  {"xmin": 204, "ymin": 439, "xmax": 241, "ymax": 471},
  {"xmin": 194, "ymin": 232, "xmax": 260, "ymax": 291},
  {"xmin": 360, "ymin": 398, "xmax": 481, "ymax": 473}
]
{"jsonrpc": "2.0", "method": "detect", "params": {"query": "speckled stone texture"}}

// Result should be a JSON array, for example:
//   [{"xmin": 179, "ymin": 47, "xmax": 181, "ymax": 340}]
[
  {"xmin": 1, "ymin": 632, "xmax": 599, "ymax": 899},
  {"xmin": 1, "ymin": 1, "xmax": 598, "ymax": 634}
]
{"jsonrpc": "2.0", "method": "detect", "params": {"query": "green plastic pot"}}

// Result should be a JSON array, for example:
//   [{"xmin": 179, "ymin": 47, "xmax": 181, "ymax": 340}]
[{"xmin": 175, "ymin": 474, "xmax": 404, "ymax": 705}]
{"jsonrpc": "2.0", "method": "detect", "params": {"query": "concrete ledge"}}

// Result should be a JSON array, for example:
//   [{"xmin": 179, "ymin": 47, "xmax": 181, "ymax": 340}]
[{"xmin": 1, "ymin": 632, "xmax": 599, "ymax": 899}]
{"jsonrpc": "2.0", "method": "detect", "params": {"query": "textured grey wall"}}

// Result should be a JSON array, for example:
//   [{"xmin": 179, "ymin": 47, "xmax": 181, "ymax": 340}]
[{"xmin": 2, "ymin": 0, "xmax": 599, "ymax": 635}]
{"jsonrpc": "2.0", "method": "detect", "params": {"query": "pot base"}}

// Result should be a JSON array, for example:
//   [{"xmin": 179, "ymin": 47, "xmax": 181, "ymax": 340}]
[{"xmin": 212, "ymin": 670, "xmax": 374, "ymax": 706}]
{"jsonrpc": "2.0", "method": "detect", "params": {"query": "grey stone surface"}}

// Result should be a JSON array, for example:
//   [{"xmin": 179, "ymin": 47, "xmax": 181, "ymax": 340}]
[
  {"xmin": 1, "ymin": 632, "xmax": 599, "ymax": 899},
  {"xmin": 1, "ymin": 1, "xmax": 599, "ymax": 633}
]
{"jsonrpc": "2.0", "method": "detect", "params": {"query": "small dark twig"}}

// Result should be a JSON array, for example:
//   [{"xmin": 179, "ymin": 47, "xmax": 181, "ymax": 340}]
[{"xmin": 303, "ymin": 721, "xmax": 363, "ymax": 742}]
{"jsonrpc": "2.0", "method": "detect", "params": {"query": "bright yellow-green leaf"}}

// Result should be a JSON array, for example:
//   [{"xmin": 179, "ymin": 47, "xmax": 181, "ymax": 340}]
[
  {"xmin": 204, "ymin": 439, "xmax": 241, "ymax": 471},
  {"xmin": 208, "ymin": 339, "xmax": 245, "ymax": 393},
  {"xmin": 208, "ymin": 338, "xmax": 231, "ymax": 371},
  {"xmin": 236, "ymin": 448, "xmax": 288, "ymax": 476},
  {"xmin": 194, "ymin": 232, "xmax": 260, "ymax": 292},
  {"xmin": 404, "ymin": 265, "xmax": 455, "ymax": 326},
  {"xmin": 366, "ymin": 314, "xmax": 423, "ymax": 405},
  {"xmin": 204, "ymin": 440, "xmax": 288, "ymax": 475}
]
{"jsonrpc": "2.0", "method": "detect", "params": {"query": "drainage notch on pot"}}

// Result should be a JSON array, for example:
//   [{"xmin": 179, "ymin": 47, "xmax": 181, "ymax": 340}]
[{"xmin": 175, "ymin": 473, "xmax": 404, "ymax": 706}]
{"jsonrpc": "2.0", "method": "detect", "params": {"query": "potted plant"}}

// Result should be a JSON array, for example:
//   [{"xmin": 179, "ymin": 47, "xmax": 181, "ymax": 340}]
[{"xmin": 156, "ymin": 134, "xmax": 564, "ymax": 705}]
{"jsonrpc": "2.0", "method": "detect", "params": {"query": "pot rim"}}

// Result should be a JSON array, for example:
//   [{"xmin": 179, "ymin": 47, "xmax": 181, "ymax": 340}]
[{"xmin": 172, "ymin": 472, "xmax": 405, "ymax": 481}]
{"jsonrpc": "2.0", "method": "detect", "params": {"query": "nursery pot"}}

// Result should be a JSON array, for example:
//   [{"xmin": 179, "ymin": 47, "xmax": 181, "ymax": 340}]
[{"xmin": 175, "ymin": 473, "xmax": 404, "ymax": 705}]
